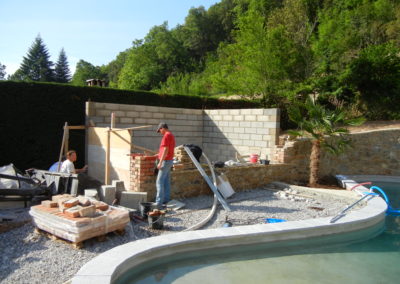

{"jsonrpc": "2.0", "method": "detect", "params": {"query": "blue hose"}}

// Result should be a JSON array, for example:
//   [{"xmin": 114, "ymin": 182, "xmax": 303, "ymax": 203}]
[{"xmin": 370, "ymin": 186, "xmax": 400, "ymax": 216}]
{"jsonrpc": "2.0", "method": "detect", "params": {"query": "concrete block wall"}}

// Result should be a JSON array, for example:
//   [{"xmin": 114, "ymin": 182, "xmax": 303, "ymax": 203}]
[
  {"xmin": 86, "ymin": 102, "xmax": 203, "ymax": 153},
  {"xmin": 86, "ymin": 102, "xmax": 280, "ymax": 162},
  {"xmin": 203, "ymin": 108, "xmax": 280, "ymax": 162}
]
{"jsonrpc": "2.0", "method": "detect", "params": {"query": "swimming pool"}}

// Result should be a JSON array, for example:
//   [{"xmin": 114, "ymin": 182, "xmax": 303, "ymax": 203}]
[{"xmin": 72, "ymin": 176, "xmax": 388, "ymax": 284}]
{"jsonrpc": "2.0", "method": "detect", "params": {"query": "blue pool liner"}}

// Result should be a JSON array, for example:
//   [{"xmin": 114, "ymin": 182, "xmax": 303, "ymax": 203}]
[{"xmin": 265, "ymin": 218, "xmax": 287, "ymax": 223}]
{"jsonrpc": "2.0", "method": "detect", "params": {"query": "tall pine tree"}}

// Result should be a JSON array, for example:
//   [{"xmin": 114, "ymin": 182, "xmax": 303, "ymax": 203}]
[
  {"xmin": 19, "ymin": 35, "xmax": 54, "ymax": 82},
  {"xmin": 0, "ymin": 62, "xmax": 6, "ymax": 80},
  {"xmin": 54, "ymin": 48, "xmax": 71, "ymax": 83}
]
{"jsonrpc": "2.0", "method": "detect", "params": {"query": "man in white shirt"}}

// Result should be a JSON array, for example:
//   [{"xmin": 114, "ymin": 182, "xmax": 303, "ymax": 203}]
[{"xmin": 60, "ymin": 150, "xmax": 88, "ymax": 174}]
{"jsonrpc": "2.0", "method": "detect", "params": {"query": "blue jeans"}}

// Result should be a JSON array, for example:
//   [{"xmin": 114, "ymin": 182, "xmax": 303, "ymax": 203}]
[{"xmin": 155, "ymin": 160, "xmax": 173, "ymax": 208}]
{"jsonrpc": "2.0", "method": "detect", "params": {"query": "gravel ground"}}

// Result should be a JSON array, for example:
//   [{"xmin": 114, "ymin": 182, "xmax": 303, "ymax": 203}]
[{"xmin": 0, "ymin": 186, "xmax": 351, "ymax": 284}]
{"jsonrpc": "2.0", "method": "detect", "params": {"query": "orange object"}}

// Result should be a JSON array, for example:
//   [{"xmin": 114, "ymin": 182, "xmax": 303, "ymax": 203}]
[{"xmin": 250, "ymin": 154, "xmax": 259, "ymax": 163}]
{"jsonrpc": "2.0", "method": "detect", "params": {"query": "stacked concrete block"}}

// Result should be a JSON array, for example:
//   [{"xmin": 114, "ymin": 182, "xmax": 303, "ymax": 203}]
[
  {"xmin": 86, "ymin": 101, "xmax": 280, "ymax": 165},
  {"xmin": 100, "ymin": 185, "xmax": 116, "ymax": 205},
  {"xmin": 120, "ymin": 192, "xmax": 147, "ymax": 210},
  {"xmin": 112, "ymin": 180, "xmax": 126, "ymax": 201}
]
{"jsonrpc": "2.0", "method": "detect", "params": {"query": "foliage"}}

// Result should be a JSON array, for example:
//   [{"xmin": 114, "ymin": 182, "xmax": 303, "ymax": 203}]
[
  {"xmin": 71, "ymin": 60, "xmax": 106, "ymax": 86},
  {"xmin": 288, "ymin": 98, "xmax": 365, "ymax": 185},
  {"xmin": 0, "ymin": 80, "xmax": 258, "ymax": 170},
  {"xmin": 14, "ymin": 35, "xmax": 54, "ymax": 82},
  {"xmin": 0, "ymin": 62, "xmax": 5, "ymax": 80},
  {"xmin": 341, "ymin": 42, "xmax": 400, "ymax": 119},
  {"xmin": 54, "ymin": 48, "xmax": 71, "ymax": 83}
]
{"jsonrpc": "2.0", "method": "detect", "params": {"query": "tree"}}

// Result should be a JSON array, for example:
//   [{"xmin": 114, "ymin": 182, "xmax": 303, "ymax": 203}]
[
  {"xmin": 119, "ymin": 23, "xmax": 190, "ymax": 90},
  {"xmin": 288, "ymin": 98, "xmax": 365, "ymax": 187},
  {"xmin": 19, "ymin": 35, "xmax": 54, "ymax": 82},
  {"xmin": 54, "ymin": 48, "xmax": 71, "ymax": 83},
  {"xmin": 0, "ymin": 62, "xmax": 5, "ymax": 80},
  {"xmin": 342, "ymin": 42, "xmax": 400, "ymax": 120},
  {"xmin": 71, "ymin": 60, "xmax": 105, "ymax": 86},
  {"xmin": 102, "ymin": 50, "xmax": 129, "ymax": 88}
]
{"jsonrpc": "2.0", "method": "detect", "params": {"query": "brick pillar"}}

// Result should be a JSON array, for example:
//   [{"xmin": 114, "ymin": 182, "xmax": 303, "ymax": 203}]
[{"xmin": 130, "ymin": 154, "xmax": 157, "ymax": 200}]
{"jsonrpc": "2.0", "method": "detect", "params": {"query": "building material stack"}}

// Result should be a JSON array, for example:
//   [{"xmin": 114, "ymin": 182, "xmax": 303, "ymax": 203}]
[
  {"xmin": 173, "ymin": 146, "xmax": 195, "ymax": 171},
  {"xmin": 130, "ymin": 153, "xmax": 157, "ymax": 192},
  {"xmin": 29, "ymin": 194, "xmax": 129, "ymax": 244}
]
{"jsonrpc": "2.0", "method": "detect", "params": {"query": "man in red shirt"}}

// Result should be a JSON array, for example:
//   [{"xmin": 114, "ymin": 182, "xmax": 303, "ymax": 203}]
[{"xmin": 154, "ymin": 122, "xmax": 175, "ymax": 209}]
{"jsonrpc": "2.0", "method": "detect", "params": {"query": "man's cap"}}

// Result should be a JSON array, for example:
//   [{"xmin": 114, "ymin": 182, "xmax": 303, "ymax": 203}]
[{"xmin": 156, "ymin": 122, "xmax": 168, "ymax": 132}]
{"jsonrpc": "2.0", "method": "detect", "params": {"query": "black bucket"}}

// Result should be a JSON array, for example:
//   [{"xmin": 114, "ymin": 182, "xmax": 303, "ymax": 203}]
[
  {"xmin": 139, "ymin": 202, "xmax": 154, "ymax": 219},
  {"xmin": 148, "ymin": 214, "xmax": 164, "ymax": 229}
]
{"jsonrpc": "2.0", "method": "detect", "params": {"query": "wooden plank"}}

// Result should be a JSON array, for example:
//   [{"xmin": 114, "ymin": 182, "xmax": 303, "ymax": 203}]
[
  {"xmin": 110, "ymin": 125, "xmax": 152, "ymax": 132},
  {"xmin": 66, "ymin": 125, "xmax": 86, "ymax": 130},
  {"xmin": 57, "ymin": 122, "xmax": 68, "ymax": 171},
  {"xmin": 105, "ymin": 128, "xmax": 111, "ymax": 185}
]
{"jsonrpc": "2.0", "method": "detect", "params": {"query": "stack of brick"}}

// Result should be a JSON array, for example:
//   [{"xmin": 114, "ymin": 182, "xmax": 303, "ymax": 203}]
[
  {"xmin": 173, "ymin": 146, "xmax": 195, "ymax": 171},
  {"xmin": 130, "ymin": 153, "xmax": 157, "ymax": 193},
  {"xmin": 29, "ymin": 194, "xmax": 130, "ymax": 243}
]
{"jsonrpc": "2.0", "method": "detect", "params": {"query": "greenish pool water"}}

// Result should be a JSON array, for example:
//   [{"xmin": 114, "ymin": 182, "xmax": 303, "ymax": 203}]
[{"xmin": 117, "ymin": 181, "xmax": 400, "ymax": 284}]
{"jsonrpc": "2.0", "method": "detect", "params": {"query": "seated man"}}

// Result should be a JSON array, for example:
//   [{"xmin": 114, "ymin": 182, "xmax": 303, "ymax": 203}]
[{"xmin": 60, "ymin": 150, "xmax": 88, "ymax": 174}]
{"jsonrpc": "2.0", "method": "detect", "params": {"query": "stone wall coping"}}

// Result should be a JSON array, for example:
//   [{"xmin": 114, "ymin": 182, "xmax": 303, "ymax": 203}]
[{"xmin": 72, "ymin": 180, "xmax": 387, "ymax": 284}]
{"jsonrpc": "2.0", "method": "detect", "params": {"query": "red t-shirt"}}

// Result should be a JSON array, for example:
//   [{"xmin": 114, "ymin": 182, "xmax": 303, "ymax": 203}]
[{"xmin": 158, "ymin": 131, "xmax": 175, "ymax": 160}]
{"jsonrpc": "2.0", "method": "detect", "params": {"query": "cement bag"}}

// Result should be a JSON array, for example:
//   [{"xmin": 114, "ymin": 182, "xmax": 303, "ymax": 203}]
[{"xmin": 0, "ymin": 164, "xmax": 19, "ymax": 189}]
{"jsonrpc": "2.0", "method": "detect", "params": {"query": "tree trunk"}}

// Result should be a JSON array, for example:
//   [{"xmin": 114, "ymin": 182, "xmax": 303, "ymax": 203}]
[{"xmin": 309, "ymin": 140, "xmax": 321, "ymax": 187}]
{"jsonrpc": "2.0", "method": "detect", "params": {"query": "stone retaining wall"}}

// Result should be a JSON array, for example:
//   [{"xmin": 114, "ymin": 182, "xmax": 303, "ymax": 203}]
[{"xmin": 271, "ymin": 129, "xmax": 400, "ymax": 182}]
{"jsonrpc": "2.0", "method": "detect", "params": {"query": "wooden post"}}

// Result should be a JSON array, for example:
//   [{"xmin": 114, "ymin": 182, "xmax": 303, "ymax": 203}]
[
  {"xmin": 105, "ymin": 127, "xmax": 111, "ymax": 185},
  {"xmin": 64, "ymin": 125, "xmax": 69, "ymax": 155},
  {"xmin": 57, "ymin": 122, "xmax": 68, "ymax": 172},
  {"xmin": 105, "ymin": 112, "xmax": 116, "ymax": 185}
]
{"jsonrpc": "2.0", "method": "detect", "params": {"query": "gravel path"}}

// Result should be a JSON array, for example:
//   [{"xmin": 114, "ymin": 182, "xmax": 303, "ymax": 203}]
[{"xmin": 0, "ymin": 186, "xmax": 350, "ymax": 284}]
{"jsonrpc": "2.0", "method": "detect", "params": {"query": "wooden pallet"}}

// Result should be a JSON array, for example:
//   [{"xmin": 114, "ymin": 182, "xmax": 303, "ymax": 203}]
[
  {"xmin": 30, "ymin": 204, "xmax": 130, "ymax": 245},
  {"xmin": 34, "ymin": 226, "xmax": 126, "ymax": 249}
]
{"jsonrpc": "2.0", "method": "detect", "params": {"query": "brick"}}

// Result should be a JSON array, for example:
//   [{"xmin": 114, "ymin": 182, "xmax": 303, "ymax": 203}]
[
  {"xmin": 79, "ymin": 205, "xmax": 96, "ymax": 217},
  {"xmin": 85, "ymin": 189, "xmax": 99, "ymax": 200},
  {"xmin": 41, "ymin": 200, "xmax": 58, "ymax": 208},
  {"xmin": 64, "ymin": 206, "xmax": 82, "ymax": 218},
  {"xmin": 77, "ymin": 196, "xmax": 91, "ymax": 206},
  {"xmin": 120, "ymin": 191, "xmax": 148, "ymax": 210}
]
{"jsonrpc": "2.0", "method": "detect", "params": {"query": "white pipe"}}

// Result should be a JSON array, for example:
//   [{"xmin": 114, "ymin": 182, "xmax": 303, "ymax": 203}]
[{"xmin": 183, "ymin": 152, "xmax": 219, "ymax": 231}]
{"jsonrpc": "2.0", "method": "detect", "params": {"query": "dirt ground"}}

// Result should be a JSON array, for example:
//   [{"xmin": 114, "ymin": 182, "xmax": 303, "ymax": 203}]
[{"xmin": 347, "ymin": 120, "xmax": 400, "ymax": 133}]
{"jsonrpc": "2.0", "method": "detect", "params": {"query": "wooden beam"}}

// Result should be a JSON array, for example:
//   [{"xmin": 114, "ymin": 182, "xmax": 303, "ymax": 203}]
[
  {"xmin": 57, "ymin": 122, "xmax": 68, "ymax": 172},
  {"xmin": 65, "ymin": 125, "xmax": 86, "ymax": 130},
  {"xmin": 105, "ymin": 128, "xmax": 111, "ymax": 185},
  {"xmin": 110, "ymin": 125, "xmax": 152, "ymax": 132}
]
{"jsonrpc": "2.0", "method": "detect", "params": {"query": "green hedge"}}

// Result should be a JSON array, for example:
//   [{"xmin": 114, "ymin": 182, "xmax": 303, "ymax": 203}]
[{"xmin": 0, "ymin": 81, "xmax": 259, "ymax": 170}]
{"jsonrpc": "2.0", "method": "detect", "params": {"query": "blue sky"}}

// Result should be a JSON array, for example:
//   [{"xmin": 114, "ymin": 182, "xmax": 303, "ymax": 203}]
[{"xmin": 0, "ymin": 0, "xmax": 219, "ymax": 76}]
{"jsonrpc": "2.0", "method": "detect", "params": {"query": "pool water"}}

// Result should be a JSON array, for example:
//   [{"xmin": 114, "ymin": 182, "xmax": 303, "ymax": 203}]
[{"xmin": 117, "ymin": 182, "xmax": 400, "ymax": 284}]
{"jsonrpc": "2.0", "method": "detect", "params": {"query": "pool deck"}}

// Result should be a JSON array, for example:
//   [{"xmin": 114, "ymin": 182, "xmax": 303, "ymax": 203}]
[{"xmin": 72, "ymin": 176, "xmax": 389, "ymax": 284}]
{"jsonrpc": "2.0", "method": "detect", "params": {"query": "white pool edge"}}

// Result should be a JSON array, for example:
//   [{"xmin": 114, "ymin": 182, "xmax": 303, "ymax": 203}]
[{"xmin": 72, "ymin": 177, "xmax": 389, "ymax": 284}]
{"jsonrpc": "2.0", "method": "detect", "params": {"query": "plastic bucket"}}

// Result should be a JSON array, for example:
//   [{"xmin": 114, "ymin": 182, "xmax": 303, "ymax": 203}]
[
  {"xmin": 250, "ymin": 154, "xmax": 259, "ymax": 163},
  {"xmin": 148, "ymin": 214, "xmax": 164, "ymax": 229},
  {"xmin": 139, "ymin": 202, "xmax": 154, "ymax": 219}
]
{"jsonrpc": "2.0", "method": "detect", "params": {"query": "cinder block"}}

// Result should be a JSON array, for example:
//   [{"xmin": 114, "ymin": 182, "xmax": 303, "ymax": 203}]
[
  {"xmin": 85, "ymin": 189, "xmax": 99, "ymax": 200},
  {"xmin": 100, "ymin": 185, "xmax": 116, "ymax": 205},
  {"xmin": 112, "ymin": 180, "xmax": 126, "ymax": 201},
  {"xmin": 120, "ymin": 191, "xmax": 147, "ymax": 210}
]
